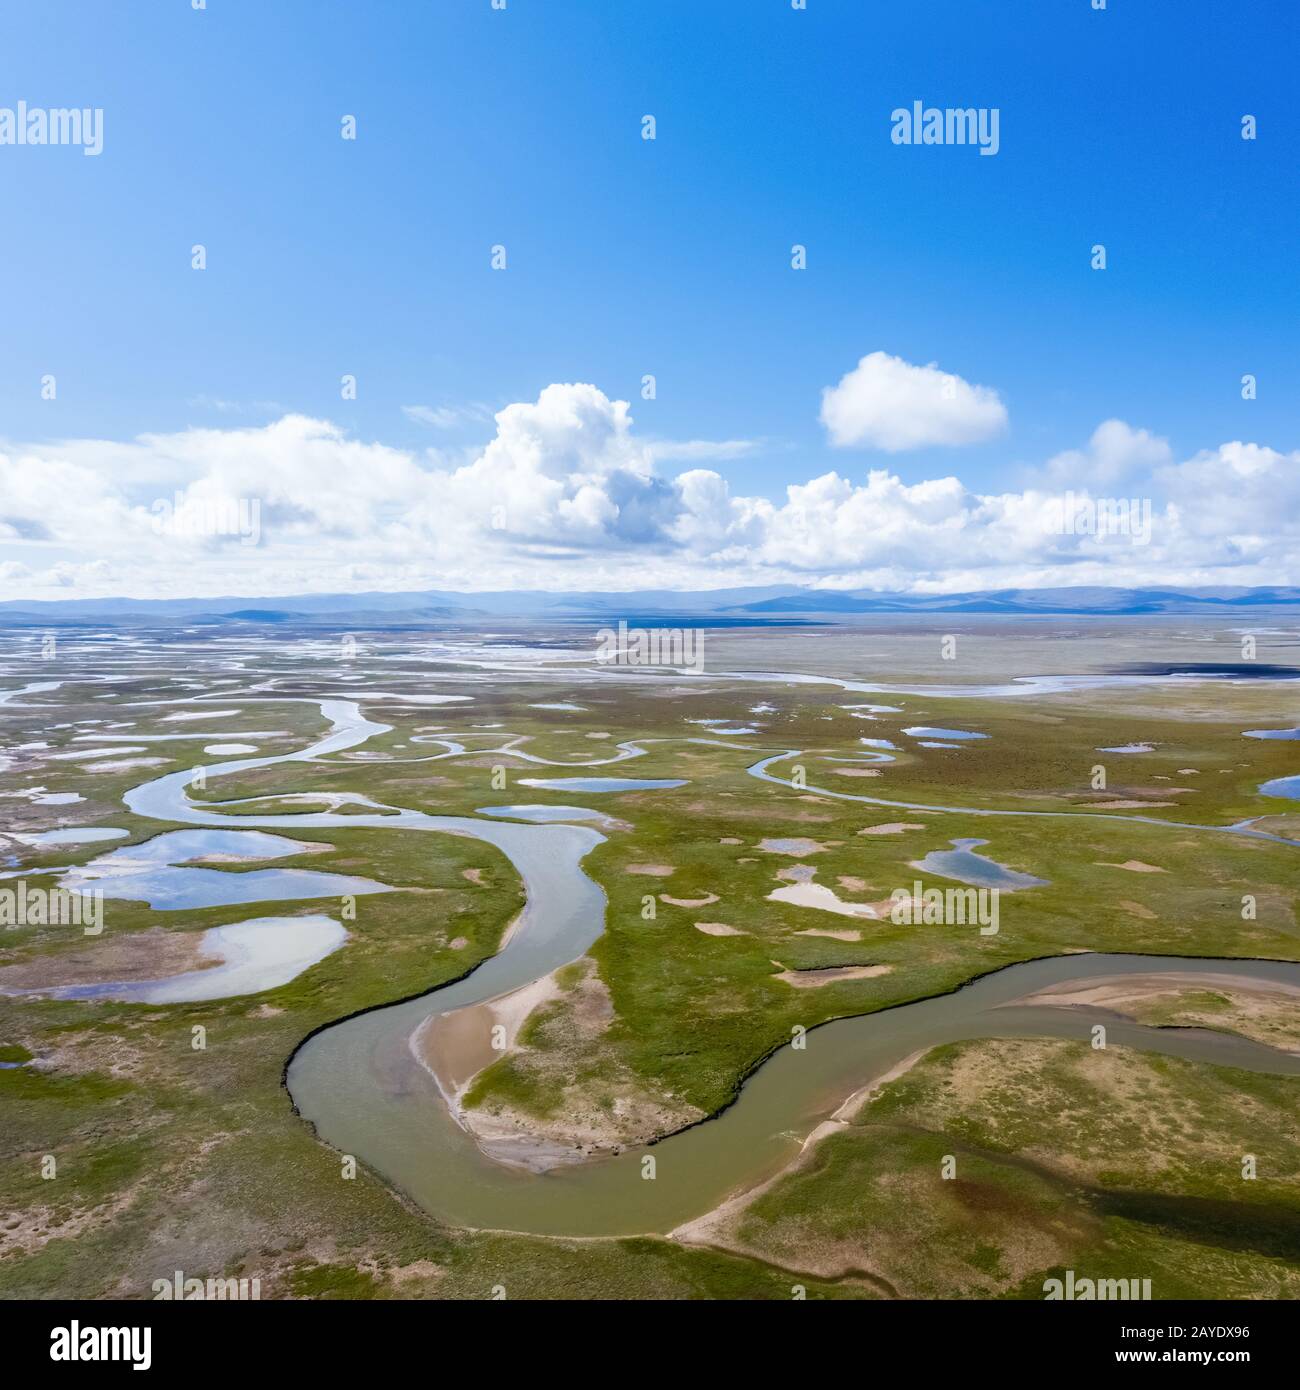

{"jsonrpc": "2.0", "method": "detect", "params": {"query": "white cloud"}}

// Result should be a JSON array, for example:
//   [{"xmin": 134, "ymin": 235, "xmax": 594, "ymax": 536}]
[
  {"xmin": 819, "ymin": 351, "xmax": 1008, "ymax": 451},
  {"xmin": 1038, "ymin": 418, "xmax": 1172, "ymax": 486},
  {"xmin": 1155, "ymin": 441, "xmax": 1300, "ymax": 561},
  {"xmin": 1, "ymin": 385, "xmax": 1296, "ymax": 600}
]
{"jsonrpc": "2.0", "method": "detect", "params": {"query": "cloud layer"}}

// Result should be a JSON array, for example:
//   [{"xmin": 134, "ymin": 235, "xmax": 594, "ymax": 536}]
[{"xmin": 2, "ymin": 380, "xmax": 1297, "ymax": 600}]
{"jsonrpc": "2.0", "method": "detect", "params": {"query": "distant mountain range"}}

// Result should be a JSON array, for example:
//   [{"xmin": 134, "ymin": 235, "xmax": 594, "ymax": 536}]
[{"xmin": 1, "ymin": 586, "xmax": 1298, "ymax": 627}]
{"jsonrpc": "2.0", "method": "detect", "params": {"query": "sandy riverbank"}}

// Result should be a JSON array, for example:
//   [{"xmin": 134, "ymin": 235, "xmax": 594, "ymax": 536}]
[
  {"xmin": 409, "ymin": 971, "xmax": 578, "ymax": 1172},
  {"xmin": 669, "ymin": 1048, "xmax": 929, "ymax": 1256},
  {"xmin": 1005, "ymin": 971, "xmax": 1300, "ymax": 1053}
]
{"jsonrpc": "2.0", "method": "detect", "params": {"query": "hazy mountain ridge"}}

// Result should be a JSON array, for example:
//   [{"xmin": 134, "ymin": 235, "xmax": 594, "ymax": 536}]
[{"xmin": 1, "ymin": 585, "xmax": 1298, "ymax": 627}]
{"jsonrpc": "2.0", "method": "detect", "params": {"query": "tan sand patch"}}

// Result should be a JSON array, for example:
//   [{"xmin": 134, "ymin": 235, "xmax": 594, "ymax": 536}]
[
  {"xmin": 1118, "ymin": 900, "xmax": 1158, "ymax": 920},
  {"xmin": 625, "ymin": 863, "xmax": 674, "ymax": 877},
  {"xmin": 660, "ymin": 893, "xmax": 719, "ymax": 907},
  {"xmin": 794, "ymin": 928, "xmax": 863, "ymax": 942},
  {"xmin": 719, "ymin": 837, "xmax": 743, "ymax": 845},
  {"xmin": 462, "ymin": 868, "xmax": 484, "ymax": 884},
  {"xmin": 831, "ymin": 767, "xmax": 881, "ymax": 778},
  {"xmin": 695, "ymin": 922, "xmax": 745, "ymax": 937},
  {"xmin": 1096, "ymin": 860, "xmax": 1168, "ymax": 873},
  {"xmin": 858, "ymin": 822, "xmax": 926, "ymax": 836},
  {"xmin": 415, "ymin": 973, "xmax": 563, "ymax": 1099},
  {"xmin": 772, "ymin": 963, "xmax": 892, "ymax": 988}
]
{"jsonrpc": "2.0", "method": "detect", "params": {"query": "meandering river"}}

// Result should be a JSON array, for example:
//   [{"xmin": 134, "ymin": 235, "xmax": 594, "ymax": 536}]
[{"xmin": 110, "ymin": 690, "xmax": 1300, "ymax": 1237}]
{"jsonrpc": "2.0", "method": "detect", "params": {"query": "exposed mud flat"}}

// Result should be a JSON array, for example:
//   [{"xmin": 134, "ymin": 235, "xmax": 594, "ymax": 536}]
[
  {"xmin": 20, "ymin": 915, "xmax": 348, "ymax": 1003},
  {"xmin": 0, "ymin": 927, "xmax": 211, "ymax": 991}
]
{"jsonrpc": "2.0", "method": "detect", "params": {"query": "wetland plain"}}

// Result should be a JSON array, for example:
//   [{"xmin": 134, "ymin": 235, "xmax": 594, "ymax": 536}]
[{"xmin": 2, "ymin": 616, "xmax": 1299, "ymax": 1300}]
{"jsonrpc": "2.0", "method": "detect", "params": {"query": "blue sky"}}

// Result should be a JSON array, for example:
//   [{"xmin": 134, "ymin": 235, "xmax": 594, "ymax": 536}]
[{"xmin": 1, "ymin": 0, "xmax": 1297, "ymax": 598}]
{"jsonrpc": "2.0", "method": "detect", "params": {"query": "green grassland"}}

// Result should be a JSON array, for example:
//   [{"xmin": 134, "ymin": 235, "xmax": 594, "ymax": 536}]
[
  {"xmin": 712, "ymin": 1036, "xmax": 1300, "ymax": 1299},
  {"xmin": 1, "ymin": 646, "xmax": 1298, "ymax": 1298}
]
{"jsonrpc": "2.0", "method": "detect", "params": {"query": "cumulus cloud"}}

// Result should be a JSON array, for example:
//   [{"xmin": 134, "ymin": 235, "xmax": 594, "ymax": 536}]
[
  {"xmin": 438, "ymin": 384, "xmax": 675, "ymax": 549},
  {"xmin": 819, "ymin": 351, "xmax": 1008, "ymax": 451},
  {"xmin": 1156, "ymin": 441, "xmax": 1300, "ymax": 561},
  {"xmin": 0, "ymin": 383, "xmax": 1296, "ymax": 599},
  {"xmin": 1038, "ymin": 418, "xmax": 1172, "ymax": 486}
]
